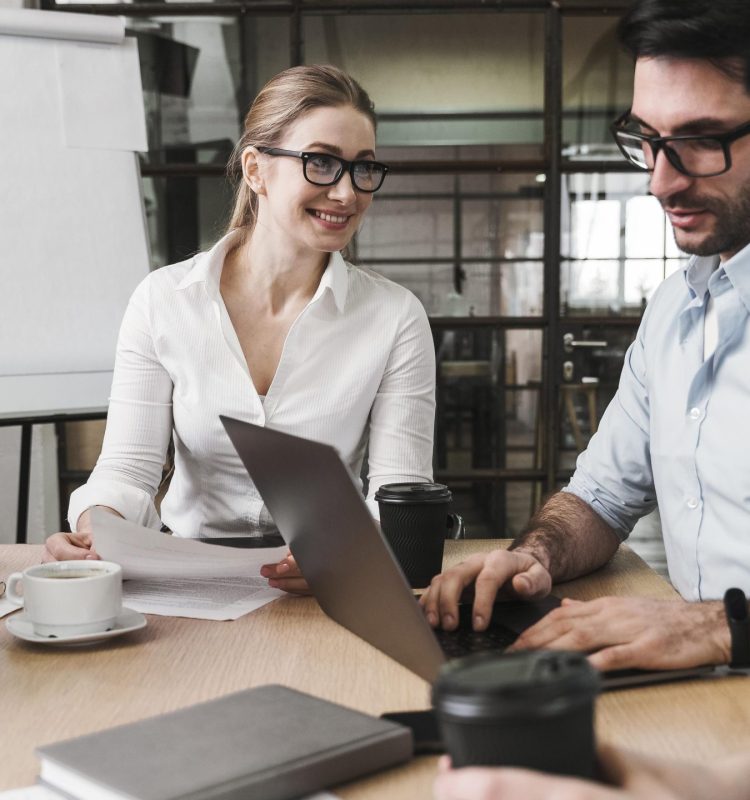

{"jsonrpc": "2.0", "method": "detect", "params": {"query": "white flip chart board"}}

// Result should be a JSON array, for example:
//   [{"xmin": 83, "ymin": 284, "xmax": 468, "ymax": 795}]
[{"xmin": 0, "ymin": 9, "xmax": 150, "ymax": 417}]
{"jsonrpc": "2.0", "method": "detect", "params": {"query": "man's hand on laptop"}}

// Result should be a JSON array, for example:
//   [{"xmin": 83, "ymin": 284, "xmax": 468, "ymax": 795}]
[
  {"xmin": 508, "ymin": 596, "xmax": 730, "ymax": 670},
  {"xmin": 260, "ymin": 552, "xmax": 311, "ymax": 595},
  {"xmin": 419, "ymin": 550, "xmax": 552, "ymax": 631}
]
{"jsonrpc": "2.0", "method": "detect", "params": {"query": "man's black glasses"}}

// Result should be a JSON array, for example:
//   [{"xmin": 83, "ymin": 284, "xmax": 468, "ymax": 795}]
[
  {"xmin": 610, "ymin": 110, "xmax": 750, "ymax": 178},
  {"xmin": 256, "ymin": 147, "xmax": 389, "ymax": 193}
]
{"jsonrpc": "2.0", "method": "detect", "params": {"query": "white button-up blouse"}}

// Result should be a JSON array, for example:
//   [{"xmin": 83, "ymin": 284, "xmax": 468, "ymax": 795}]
[{"xmin": 68, "ymin": 232, "xmax": 436, "ymax": 538}]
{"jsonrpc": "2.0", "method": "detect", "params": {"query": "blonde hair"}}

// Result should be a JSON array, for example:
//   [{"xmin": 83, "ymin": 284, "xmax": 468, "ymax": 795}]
[{"xmin": 225, "ymin": 65, "xmax": 377, "ymax": 236}]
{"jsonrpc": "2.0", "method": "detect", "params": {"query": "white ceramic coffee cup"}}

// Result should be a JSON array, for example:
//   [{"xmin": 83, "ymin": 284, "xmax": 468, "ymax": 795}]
[{"xmin": 6, "ymin": 561, "xmax": 122, "ymax": 637}]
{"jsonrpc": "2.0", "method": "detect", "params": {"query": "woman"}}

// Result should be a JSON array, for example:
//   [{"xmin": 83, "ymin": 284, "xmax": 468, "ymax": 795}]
[{"xmin": 43, "ymin": 65, "xmax": 436, "ymax": 593}]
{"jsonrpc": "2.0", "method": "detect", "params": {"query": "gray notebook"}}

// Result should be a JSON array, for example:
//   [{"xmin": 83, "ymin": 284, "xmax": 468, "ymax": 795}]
[{"xmin": 36, "ymin": 685, "xmax": 413, "ymax": 800}]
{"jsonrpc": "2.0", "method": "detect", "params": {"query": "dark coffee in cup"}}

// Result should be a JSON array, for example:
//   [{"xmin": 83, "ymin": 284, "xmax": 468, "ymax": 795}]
[
  {"xmin": 39, "ymin": 568, "xmax": 109, "ymax": 579},
  {"xmin": 432, "ymin": 651, "xmax": 600, "ymax": 778},
  {"xmin": 374, "ymin": 482, "xmax": 461, "ymax": 588}
]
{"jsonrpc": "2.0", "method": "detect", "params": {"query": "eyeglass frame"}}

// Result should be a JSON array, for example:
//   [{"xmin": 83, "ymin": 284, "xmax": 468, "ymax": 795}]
[
  {"xmin": 254, "ymin": 146, "xmax": 389, "ymax": 193},
  {"xmin": 610, "ymin": 110, "xmax": 750, "ymax": 178}
]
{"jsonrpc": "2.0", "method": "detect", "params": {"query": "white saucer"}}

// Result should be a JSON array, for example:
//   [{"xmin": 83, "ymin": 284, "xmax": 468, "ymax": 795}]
[{"xmin": 5, "ymin": 607, "xmax": 147, "ymax": 646}]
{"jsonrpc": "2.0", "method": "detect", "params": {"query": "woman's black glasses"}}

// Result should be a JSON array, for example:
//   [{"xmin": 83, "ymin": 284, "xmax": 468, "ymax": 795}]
[
  {"xmin": 256, "ymin": 147, "xmax": 389, "ymax": 193},
  {"xmin": 610, "ymin": 110, "xmax": 750, "ymax": 178}
]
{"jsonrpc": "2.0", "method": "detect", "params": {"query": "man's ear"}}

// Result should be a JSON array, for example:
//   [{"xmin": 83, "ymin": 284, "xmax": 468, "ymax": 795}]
[{"xmin": 241, "ymin": 146, "xmax": 265, "ymax": 195}]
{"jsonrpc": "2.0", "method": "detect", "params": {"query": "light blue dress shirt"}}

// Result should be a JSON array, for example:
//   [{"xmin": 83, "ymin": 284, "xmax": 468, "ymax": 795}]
[{"xmin": 564, "ymin": 241, "xmax": 750, "ymax": 601}]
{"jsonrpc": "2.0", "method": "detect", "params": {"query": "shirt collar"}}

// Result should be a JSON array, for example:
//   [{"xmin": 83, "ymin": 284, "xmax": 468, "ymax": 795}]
[
  {"xmin": 175, "ymin": 230, "xmax": 238, "ymax": 297},
  {"xmin": 176, "ymin": 230, "xmax": 349, "ymax": 313},
  {"xmin": 679, "ymin": 241, "xmax": 750, "ymax": 342},
  {"xmin": 683, "ymin": 253, "xmax": 720, "ymax": 303},
  {"xmin": 720, "ymin": 240, "xmax": 750, "ymax": 316},
  {"xmin": 315, "ymin": 250, "xmax": 348, "ymax": 313}
]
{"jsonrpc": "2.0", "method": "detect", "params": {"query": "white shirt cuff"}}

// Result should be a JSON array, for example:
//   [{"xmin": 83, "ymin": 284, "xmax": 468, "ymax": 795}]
[{"xmin": 68, "ymin": 479, "xmax": 162, "ymax": 532}]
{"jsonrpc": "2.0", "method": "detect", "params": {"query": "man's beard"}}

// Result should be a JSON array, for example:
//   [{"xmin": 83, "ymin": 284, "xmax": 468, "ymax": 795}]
[{"xmin": 661, "ymin": 183, "xmax": 750, "ymax": 258}]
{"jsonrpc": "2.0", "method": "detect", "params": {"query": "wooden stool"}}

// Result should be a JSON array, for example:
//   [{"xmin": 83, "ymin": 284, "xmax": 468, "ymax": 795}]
[{"xmin": 561, "ymin": 383, "xmax": 599, "ymax": 453}]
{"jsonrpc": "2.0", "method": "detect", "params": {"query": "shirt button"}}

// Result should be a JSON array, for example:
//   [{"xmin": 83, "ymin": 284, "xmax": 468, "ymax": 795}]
[
  {"xmin": 687, "ymin": 497, "xmax": 699, "ymax": 509},
  {"xmin": 689, "ymin": 407, "xmax": 701, "ymax": 420}
]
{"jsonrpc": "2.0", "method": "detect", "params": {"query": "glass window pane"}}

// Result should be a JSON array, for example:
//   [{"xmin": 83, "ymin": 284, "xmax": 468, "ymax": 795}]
[
  {"xmin": 562, "ymin": 259, "xmax": 621, "ymax": 312},
  {"xmin": 144, "ymin": 175, "xmax": 234, "ymax": 267},
  {"xmin": 359, "ymin": 263, "xmax": 453, "ymax": 314},
  {"xmin": 562, "ymin": 15, "xmax": 635, "ymax": 159},
  {"xmin": 561, "ymin": 172, "xmax": 690, "ymax": 316},
  {"xmin": 445, "ymin": 480, "xmax": 542, "ymax": 538},
  {"xmin": 253, "ymin": 17, "xmax": 292, "ymax": 87},
  {"xmin": 557, "ymin": 325, "xmax": 639, "ymax": 469},
  {"xmin": 358, "ymin": 172, "xmax": 543, "ymax": 317},
  {"xmin": 464, "ymin": 263, "xmax": 544, "ymax": 317},
  {"xmin": 623, "ymin": 260, "xmax": 665, "ymax": 306},
  {"xmin": 625, "ymin": 196, "xmax": 665, "ymax": 258},
  {"xmin": 304, "ymin": 14, "xmax": 544, "ymax": 148},
  {"xmin": 461, "ymin": 198, "xmax": 544, "ymax": 261},
  {"xmin": 507, "ymin": 329, "xmax": 542, "ymax": 384},
  {"xmin": 435, "ymin": 327, "xmax": 542, "ymax": 475},
  {"xmin": 358, "ymin": 198, "xmax": 454, "ymax": 260},
  {"xmin": 131, "ymin": 16, "xmax": 290, "ymax": 157},
  {"xmin": 570, "ymin": 200, "xmax": 620, "ymax": 259},
  {"xmin": 359, "ymin": 261, "xmax": 543, "ymax": 318}
]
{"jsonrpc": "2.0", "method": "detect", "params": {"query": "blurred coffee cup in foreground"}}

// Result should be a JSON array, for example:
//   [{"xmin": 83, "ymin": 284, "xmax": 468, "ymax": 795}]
[{"xmin": 432, "ymin": 650, "xmax": 600, "ymax": 778}]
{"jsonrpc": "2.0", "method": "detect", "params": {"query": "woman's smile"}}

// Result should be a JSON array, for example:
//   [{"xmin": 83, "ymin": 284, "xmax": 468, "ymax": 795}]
[{"xmin": 308, "ymin": 208, "xmax": 353, "ymax": 229}]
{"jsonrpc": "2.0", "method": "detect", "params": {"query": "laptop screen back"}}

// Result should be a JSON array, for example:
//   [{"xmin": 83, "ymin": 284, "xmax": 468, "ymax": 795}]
[{"xmin": 220, "ymin": 416, "xmax": 446, "ymax": 682}]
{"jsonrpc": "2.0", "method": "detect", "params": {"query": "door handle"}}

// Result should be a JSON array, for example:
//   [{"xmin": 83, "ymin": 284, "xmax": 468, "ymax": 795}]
[{"xmin": 563, "ymin": 333, "xmax": 608, "ymax": 354}]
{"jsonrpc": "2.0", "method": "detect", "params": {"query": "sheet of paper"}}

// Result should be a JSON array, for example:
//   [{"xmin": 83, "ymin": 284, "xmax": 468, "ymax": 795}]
[
  {"xmin": 90, "ymin": 509, "xmax": 288, "ymax": 580},
  {"xmin": 57, "ymin": 37, "xmax": 147, "ymax": 151},
  {"xmin": 0, "ymin": 597, "xmax": 21, "ymax": 619},
  {"xmin": 90, "ymin": 509, "xmax": 289, "ymax": 620},
  {"xmin": 0, "ymin": 8, "xmax": 124, "ymax": 45},
  {"xmin": 123, "ymin": 576, "xmax": 283, "ymax": 621}
]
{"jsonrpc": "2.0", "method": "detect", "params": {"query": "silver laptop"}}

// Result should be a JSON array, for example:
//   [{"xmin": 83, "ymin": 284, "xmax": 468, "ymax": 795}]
[{"xmin": 220, "ymin": 415, "xmax": 714, "ymax": 690}]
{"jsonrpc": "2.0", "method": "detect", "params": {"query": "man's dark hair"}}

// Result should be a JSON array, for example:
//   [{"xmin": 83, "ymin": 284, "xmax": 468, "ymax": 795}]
[{"xmin": 617, "ymin": 0, "xmax": 750, "ymax": 94}]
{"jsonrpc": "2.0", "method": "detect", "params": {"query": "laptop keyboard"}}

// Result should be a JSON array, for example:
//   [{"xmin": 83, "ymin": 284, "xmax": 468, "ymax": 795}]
[{"xmin": 435, "ymin": 623, "xmax": 518, "ymax": 659}]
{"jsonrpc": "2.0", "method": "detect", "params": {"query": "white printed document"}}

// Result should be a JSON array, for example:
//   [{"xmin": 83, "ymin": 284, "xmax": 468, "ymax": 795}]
[
  {"xmin": 0, "ymin": 597, "xmax": 20, "ymax": 619},
  {"xmin": 90, "ymin": 509, "xmax": 288, "ymax": 620}
]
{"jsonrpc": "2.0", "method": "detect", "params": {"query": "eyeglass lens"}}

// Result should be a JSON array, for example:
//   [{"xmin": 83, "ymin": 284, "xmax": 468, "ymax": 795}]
[
  {"xmin": 304, "ymin": 154, "xmax": 385, "ymax": 191},
  {"xmin": 616, "ymin": 131, "xmax": 727, "ymax": 177}
]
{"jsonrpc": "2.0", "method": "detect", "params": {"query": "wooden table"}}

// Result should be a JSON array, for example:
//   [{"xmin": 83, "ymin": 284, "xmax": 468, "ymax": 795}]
[{"xmin": 3, "ymin": 541, "xmax": 750, "ymax": 798}]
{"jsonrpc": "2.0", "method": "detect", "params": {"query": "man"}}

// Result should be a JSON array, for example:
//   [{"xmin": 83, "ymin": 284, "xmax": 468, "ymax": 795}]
[{"xmin": 422, "ymin": 0, "xmax": 750, "ymax": 677}]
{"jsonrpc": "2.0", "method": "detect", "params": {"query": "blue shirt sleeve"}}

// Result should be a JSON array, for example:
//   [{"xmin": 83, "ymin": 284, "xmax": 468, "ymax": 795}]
[{"xmin": 562, "ymin": 310, "xmax": 658, "ymax": 540}]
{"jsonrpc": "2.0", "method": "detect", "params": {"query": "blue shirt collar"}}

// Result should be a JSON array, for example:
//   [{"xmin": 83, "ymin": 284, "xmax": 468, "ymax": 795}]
[
  {"xmin": 684, "ymin": 240, "xmax": 750, "ymax": 309},
  {"xmin": 721, "ymin": 241, "xmax": 750, "ymax": 316},
  {"xmin": 679, "ymin": 241, "xmax": 750, "ymax": 342}
]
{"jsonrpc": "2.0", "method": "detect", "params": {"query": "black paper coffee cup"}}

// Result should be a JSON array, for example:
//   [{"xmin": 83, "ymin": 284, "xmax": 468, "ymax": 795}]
[
  {"xmin": 374, "ymin": 483, "xmax": 459, "ymax": 589},
  {"xmin": 432, "ymin": 650, "xmax": 600, "ymax": 778}
]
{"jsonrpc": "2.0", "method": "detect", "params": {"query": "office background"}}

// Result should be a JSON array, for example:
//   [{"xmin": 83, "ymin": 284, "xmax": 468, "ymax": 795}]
[{"xmin": 0, "ymin": 0, "xmax": 674, "ymax": 574}]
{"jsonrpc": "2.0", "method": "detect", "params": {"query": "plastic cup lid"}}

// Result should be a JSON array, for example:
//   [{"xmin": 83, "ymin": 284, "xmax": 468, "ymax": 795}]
[
  {"xmin": 374, "ymin": 482, "xmax": 452, "ymax": 504},
  {"xmin": 433, "ymin": 651, "xmax": 601, "ymax": 719}
]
